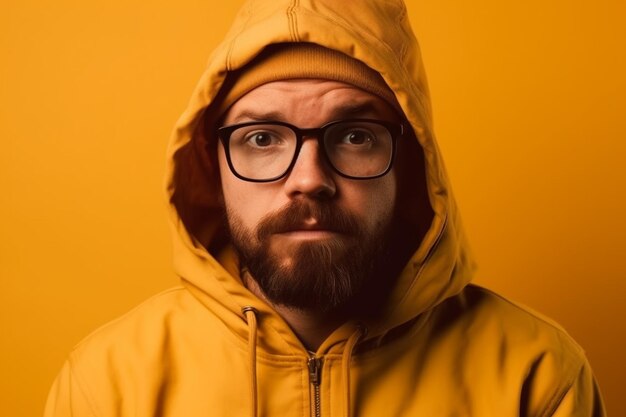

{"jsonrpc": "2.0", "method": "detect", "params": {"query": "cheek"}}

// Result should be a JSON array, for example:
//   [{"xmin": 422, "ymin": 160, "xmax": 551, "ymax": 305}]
[
  {"xmin": 218, "ymin": 146, "xmax": 282, "ymax": 231},
  {"xmin": 218, "ymin": 147, "xmax": 251, "ymax": 224},
  {"xmin": 372, "ymin": 174, "xmax": 398, "ymax": 223},
  {"xmin": 220, "ymin": 180, "xmax": 259, "ymax": 231},
  {"xmin": 341, "ymin": 173, "xmax": 397, "ymax": 229}
]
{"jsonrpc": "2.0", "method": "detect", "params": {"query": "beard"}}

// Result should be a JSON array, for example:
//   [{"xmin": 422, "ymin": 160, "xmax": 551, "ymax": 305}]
[{"xmin": 225, "ymin": 199, "xmax": 397, "ymax": 314}]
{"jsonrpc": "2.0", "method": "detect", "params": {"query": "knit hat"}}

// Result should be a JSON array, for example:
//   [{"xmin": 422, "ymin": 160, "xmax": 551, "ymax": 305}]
[{"xmin": 217, "ymin": 43, "xmax": 400, "ymax": 116}]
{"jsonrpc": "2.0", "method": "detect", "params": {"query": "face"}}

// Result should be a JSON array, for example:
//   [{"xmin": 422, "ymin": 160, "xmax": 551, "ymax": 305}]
[{"xmin": 218, "ymin": 79, "xmax": 402, "ymax": 313}]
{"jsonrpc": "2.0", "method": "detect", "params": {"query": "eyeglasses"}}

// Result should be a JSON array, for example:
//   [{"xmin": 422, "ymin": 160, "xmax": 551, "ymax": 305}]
[{"xmin": 217, "ymin": 119, "xmax": 403, "ymax": 182}]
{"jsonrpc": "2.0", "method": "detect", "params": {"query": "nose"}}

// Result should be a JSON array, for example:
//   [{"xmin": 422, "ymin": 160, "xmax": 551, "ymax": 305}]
[{"xmin": 283, "ymin": 138, "xmax": 336, "ymax": 199}]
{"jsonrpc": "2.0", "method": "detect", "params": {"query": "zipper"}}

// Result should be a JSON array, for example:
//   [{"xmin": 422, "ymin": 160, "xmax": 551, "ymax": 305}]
[{"xmin": 308, "ymin": 355, "xmax": 323, "ymax": 417}]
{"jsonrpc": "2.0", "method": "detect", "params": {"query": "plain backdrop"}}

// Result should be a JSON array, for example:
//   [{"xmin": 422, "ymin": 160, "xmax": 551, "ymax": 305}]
[{"xmin": 1, "ymin": 1, "xmax": 624, "ymax": 416}]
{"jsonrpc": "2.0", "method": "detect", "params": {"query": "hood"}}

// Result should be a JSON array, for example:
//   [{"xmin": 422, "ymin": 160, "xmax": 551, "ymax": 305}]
[{"xmin": 165, "ymin": 0, "xmax": 475, "ymax": 353}]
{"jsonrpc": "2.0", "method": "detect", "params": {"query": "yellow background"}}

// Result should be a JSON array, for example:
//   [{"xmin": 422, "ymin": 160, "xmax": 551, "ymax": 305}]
[{"xmin": 1, "ymin": 1, "xmax": 624, "ymax": 416}]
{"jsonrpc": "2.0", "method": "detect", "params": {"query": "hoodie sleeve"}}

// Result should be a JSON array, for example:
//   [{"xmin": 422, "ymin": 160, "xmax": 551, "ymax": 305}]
[
  {"xmin": 44, "ymin": 360, "xmax": 99, "ymax": 417},
  {"xmin": 547, "ymin": 360, "xmax": 606, "ymax": 417}
]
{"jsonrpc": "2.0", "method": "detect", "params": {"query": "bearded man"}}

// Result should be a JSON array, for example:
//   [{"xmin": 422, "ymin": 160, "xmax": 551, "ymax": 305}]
[{"xmin": 45, "ymin": 1, "xmax": 605, "ymax": 416}]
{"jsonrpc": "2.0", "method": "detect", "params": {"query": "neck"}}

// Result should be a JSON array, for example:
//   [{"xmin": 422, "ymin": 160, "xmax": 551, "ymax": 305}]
[{"xmin": 242, "ymin": 272, "xmax": 345, "ymax": 351}]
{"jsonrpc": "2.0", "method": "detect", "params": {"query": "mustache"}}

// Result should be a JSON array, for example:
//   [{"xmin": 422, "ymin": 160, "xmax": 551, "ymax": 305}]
[{"xmin": 256, "ymin": 200, "xmax": 360, "ymax": 240}]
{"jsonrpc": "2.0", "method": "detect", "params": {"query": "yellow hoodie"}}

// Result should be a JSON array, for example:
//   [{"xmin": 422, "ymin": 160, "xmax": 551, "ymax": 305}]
[{"xmin": 44, "ymin": 0, "xmax": 606, "ymax": 416}]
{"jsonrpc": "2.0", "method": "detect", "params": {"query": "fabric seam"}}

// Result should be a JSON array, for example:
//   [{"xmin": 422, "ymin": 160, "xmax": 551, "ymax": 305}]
[
  {"xmin": 293, "ymin": 6, "xmax": 406, "ymax": 82},
  {"xmin": 539, "ymin": 361, "xmax": 585, "ymax": 417},
  {"xmin": 287, "ymin": 0, "xmax": 301, "ymax": 42},
  {"xmin": 68, "ymin": 358, "xmax": 101, "ymax": 417},
  {"xmin": 225, "ymin": 1, "xmax": 255, "ymax": 70},
  {"xmin": 396, "ymin": 1, "xmax": 409, "ymax": 62},
  {"xmin": 400, "ymin": 213, "xmax": 449, "ymax": 306}
]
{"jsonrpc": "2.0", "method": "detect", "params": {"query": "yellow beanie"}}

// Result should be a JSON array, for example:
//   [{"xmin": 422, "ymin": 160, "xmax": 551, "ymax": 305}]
[{"xmin": 217, "ymin": 43, "xmax": 400, "ymax": 116}]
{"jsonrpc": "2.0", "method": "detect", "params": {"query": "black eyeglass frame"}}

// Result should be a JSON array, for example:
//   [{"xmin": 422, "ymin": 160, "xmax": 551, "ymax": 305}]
[{"xmin": 216, "ymin": 119, "xmax": 404, "ymax": 183}]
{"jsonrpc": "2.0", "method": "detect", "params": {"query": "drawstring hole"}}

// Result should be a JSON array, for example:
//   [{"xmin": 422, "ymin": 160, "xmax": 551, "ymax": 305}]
[{"xmin": 242, "ymin": 306, "xmax": 258, "ymax": 322}]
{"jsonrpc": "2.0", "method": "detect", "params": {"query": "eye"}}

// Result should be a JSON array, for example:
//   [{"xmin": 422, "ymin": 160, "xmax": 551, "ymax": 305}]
[
  {"xmin": 243, "ymin": 131, "xmax": 281, "ymax": 148},
  {"xmin": 340, "ymin": 129, "xmax": 375, "ymax": 145}
]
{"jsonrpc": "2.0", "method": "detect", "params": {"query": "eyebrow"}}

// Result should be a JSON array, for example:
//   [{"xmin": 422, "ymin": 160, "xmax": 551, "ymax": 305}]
[
  {"xmin": 230, "ymin": 110, "xmax": 285, "ymax": 123},
  {"xmin": 333, "ymin": 102, "xmax": 381, "ymax": 119},
  {"xmin": 228, "ymin": 101, "xmax": 386, "ymax": 125}
]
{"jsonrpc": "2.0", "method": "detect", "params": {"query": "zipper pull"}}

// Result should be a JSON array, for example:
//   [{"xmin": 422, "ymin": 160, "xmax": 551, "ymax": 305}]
[{"xmin": 308, "ymin": 356, "xmax": 322, "ymax": 386}]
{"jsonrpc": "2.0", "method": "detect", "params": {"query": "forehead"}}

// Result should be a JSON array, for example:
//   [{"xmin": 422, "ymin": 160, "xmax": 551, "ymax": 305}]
[{"xmin": 222, "ymin": 79, "xmax": 400, "ymax": 127}]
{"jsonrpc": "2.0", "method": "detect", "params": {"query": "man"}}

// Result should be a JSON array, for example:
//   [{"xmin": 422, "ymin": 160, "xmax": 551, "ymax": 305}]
[{"xmin": 45, "ymin": 0, "xmax": 605, "ymax": 416}]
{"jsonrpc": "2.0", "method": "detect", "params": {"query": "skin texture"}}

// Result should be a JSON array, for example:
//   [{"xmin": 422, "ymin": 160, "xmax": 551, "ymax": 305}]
[{"xmin": 218, "ymin": 79, "xmax": 402, "ymax": 349}]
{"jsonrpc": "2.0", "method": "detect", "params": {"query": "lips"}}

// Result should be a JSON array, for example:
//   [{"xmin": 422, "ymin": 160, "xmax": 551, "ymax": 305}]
[
  {"xmin": 273, "ymin": 228, "xmax": 343, "ymax": 244},
  {"xmin": 275, "ymin": 219, "xmax": 343, "ymax": 234}
]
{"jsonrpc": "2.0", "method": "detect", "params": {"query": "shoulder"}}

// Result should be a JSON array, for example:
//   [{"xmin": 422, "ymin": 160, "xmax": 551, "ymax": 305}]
[
  {"xmin": 66, "ymin": 286, "xmax": 230, "ymax": 373},
  {"xmin": 425, "ymin": 285, "xmax": 598, "ymax": 414},
  {"xmin": 58, "ymin": 286, "xmax": 243, "ymax": 411},
  {"xmin": 437, "ymin": 284, "xmax": 585, "ymax": 357},
  {"xmin": 72, "ymin": 287, "xmax": 194, "ymax": 352},
  {"xmin": 432, "ymin": 284, "xmax": 588, "ymax": 395},
  {"xmin": 466, "ymin": 284, "xmax": 580, "ymax": 342}
]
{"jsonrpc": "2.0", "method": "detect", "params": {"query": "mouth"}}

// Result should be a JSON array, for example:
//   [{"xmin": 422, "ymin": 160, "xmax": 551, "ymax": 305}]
[
  {"xmin": 273, "ymin": 220, "xmax": 346, "ymax": 240},
  {"xmin": 277, "ymin": 229, "xmax": 340, "ymax": 240}
]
